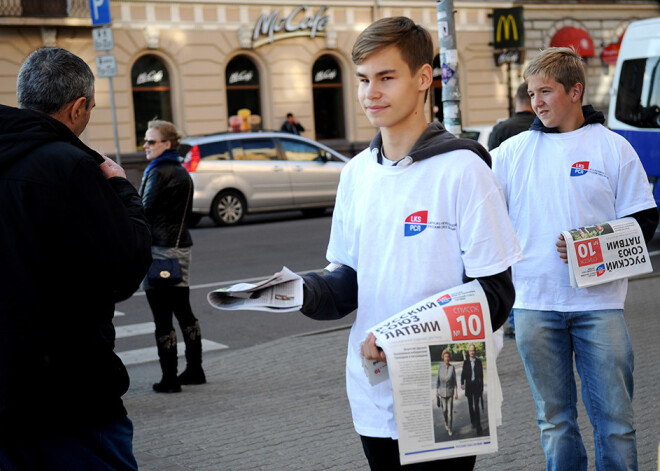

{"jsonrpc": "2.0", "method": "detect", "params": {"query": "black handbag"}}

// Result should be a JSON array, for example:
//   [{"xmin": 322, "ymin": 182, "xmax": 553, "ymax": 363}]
[
  {"xmin": 147, "ymin": 178, "xmax": 191, "ymax": 287},
  {"xmin": 148, "ymin": 258, "xmax": 182, "ymax": 286}
]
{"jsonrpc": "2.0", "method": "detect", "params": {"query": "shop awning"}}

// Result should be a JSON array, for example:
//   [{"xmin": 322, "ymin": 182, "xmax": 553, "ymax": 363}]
[{"xmin": 550, "ymin": 26, "xmax": 595, "ymax": 57}]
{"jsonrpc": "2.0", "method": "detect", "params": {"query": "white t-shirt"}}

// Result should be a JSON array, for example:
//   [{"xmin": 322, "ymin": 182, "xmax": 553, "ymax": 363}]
[
  {"xmin": 492, "ymin": 124, "xmax": 656, "ymax": 311},
  {"xmin": 327, "ymin": 146, "xmax": 522, "ymax": 439}
]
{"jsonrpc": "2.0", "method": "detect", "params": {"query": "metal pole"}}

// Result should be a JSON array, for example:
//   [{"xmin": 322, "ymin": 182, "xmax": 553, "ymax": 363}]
[
  {"xmin": 507, "ymin": 62, "xmax": 514, "ymax": 117},
  {"xmin": 107, "ymin": 74, "xmax": 121, "ymax": 164},
  {"xmin": 435, "ymin": 0, "xmax": 462, "ymax": 136}
]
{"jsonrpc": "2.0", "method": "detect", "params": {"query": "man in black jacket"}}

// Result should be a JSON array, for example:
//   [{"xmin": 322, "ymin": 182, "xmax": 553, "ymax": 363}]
[
  {"xmin": 487, "ymin": 82, "xmax": 536, "ymax": 151},
  {"xmin": 461, "ymin": 344, "xmax": 484, "ymax": 435},
  {"xmin": 0, "ymin": 48, "xmax": 152, "ymax": 470}
]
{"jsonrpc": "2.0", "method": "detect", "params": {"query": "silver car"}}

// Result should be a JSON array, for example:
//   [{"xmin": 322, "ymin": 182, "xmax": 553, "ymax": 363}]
[{"xmin": 180, "ymin": 131, "xmax": 349, "ymax": 226}]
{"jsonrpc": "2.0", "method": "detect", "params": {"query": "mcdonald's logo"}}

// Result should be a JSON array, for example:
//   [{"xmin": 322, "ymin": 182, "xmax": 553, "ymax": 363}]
[
  {"xmin": 492, "ymin": 7, "xmax": 524, "ymax": 49},
  {"xmin": 496, "ymin": 15, "xmax": 518, "ymax": 42}
]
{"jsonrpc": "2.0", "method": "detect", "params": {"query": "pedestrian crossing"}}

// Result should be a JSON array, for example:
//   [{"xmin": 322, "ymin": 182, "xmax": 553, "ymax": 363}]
[{"xmin": 114, "ymin": 319, "xmax": 228, "ymax": 366}]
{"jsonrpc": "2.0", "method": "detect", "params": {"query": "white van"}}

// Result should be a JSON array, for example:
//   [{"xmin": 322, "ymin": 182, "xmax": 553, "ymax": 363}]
[{"xmin": 608, "ymin": 17, "xmax": 660, "ymax": 207}]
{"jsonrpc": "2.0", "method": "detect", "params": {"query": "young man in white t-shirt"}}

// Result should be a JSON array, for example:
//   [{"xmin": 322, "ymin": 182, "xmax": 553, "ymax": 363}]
[
  {"xmin": 300, "ymin": 17, "xmax": 522, "ymax": 471},
  {"xmin": 492, "ymin": 47, "xmax": 658, "ymax": 471}
]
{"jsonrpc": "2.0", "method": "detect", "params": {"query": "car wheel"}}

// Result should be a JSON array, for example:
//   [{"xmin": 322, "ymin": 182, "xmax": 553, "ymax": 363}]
[
  {"xmin": 211, "ymin": 191, "xmax": 246, "ymax": 226},
  {"xmin": 301, "ymin": 208, "xmax": 327, "ymax": 218}
]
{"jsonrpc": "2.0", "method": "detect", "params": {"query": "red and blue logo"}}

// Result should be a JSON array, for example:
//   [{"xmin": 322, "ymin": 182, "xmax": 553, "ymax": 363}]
[
  {"xmin": 404, "ymin": 211, "xmax": 428, "ymax": 237},
  {"xmin": 437, "ymin": 294, "xmax": 452, "ymax": 305},
  {"xmin": 596, "ymin": 264, "xmax": 606, "ymax": 277},
  {"xmin": 570, "ymin": 161, "xmax": 590, "ymax": 177}
]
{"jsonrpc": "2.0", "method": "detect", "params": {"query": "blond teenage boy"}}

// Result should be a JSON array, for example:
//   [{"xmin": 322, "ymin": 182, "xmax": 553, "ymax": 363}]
[
  {"xmin": 492, "ymin": 47, "xmax": 658, "ymax": 471},
  {"xmin": 300, "ymin": 17, "xmax": 522, "ymax": 470}
]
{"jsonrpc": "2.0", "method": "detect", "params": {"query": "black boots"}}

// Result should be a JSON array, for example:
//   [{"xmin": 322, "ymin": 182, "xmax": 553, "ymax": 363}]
[
  {"xmin": 177, "ymin": 320, "xmax": 206, "ymax": 385},
  {"xmin": 153, "ymin": 330, "xmax": 182, "ymax": 393}
]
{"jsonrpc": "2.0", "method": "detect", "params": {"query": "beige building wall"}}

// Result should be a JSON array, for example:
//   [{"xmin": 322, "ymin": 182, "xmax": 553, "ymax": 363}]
[{"xmin": 1, "ymin": 1, "xmax": 659, "ymax": 154}]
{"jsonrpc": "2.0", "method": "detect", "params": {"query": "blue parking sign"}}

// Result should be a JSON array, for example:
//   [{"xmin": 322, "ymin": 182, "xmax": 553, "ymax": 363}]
[{"xmin": 89, "ymin": 0, "xmax": 111, "ymax": 26}]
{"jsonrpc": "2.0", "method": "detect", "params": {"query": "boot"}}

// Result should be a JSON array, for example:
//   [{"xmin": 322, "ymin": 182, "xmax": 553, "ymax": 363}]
[
  {"xmin": 177, "ymin": 321, "xmax": 206, "ymax": 385},
  {"xmin": 153, "ymin": 330, "xmax": 182, "ymax": 393}
]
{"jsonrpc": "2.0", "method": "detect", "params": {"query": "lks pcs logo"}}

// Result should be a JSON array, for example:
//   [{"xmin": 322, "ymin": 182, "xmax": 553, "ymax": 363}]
[
  {"xmin": 570, "ymin": 161, "xmax": 606, "ymax": 178},
  {"xmin": 404, "ymin": 210, "xmax": 457, "ymax": 237}
]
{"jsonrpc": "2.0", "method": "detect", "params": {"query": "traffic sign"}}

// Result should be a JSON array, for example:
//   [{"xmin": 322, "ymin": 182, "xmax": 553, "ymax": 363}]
[
  {"xmin": 92, "ymin": 27, "xmax": 113, "ymax": 51},
  {"xmin": 96, "ymin": 54, "xmax": 117, "ymax": 78},
  {"xmin": 89, "ymin": 0, "xmax": 111, "ymax": 26}
]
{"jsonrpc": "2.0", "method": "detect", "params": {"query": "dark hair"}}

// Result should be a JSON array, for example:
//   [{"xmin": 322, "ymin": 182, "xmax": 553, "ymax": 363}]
[
  {"xmin": 17, "ymin": 48, "xmax": 95, "ymax": 114},
  {"xmin": 351, "ymin": 16, "xmax": 433, "ymax": 75},
  {"xmin": 515, "ymin": 82, "xmax": 531, "ymax": 106}
]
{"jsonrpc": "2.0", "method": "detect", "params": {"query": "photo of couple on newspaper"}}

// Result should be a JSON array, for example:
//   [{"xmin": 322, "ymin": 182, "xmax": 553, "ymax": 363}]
[{"xmin": 431, "ymin": 342, "xmax": 488, "ymax": 443}]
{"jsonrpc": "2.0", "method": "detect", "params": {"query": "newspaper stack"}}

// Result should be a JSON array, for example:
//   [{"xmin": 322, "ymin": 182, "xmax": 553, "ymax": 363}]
[
  {"xmin": 367, "ymin": 281, "xmax": 500, "ymax": 465},
  {"xmin": 562, "ymin": 217, "xmax": 652, "ymax": 288}
]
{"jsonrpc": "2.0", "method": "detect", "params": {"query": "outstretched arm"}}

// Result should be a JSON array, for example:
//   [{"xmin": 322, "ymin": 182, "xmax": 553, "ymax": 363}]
[{"xmin": 300, "ymin": 264, "xmax": 357, "ymax": 320}]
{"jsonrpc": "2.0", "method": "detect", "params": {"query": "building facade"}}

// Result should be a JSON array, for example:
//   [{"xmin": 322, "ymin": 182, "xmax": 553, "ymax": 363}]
[{"xmin": 1, "ymin": 0, "xmax": 658, "ymax": 156}]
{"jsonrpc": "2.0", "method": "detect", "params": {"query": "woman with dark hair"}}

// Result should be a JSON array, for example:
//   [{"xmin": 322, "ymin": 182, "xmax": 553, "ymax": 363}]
[{"xmin": 140, "ymin": 119, "xmax": 206, "ymax": 393}]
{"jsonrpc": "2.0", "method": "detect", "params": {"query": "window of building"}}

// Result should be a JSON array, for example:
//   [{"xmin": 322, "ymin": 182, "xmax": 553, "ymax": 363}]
[
  {"xmin": 312, "ymin": 55, "xmax": 345, "ymax": 140},
  {"xmin": 226, "ymin": 55, "xmax": 262, "ymax": 121},
  {"xmin": 132, "ymin": 55, "xmax": 172, "ymax": 148}
]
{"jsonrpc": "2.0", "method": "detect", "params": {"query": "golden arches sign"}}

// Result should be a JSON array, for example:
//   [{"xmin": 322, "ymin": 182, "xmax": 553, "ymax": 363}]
[
  {"xmin": 492, "ymin": 7, "xmax": 524, "ymax": 49},
  {"xmin": 496, "ymin": 15, "xmax": 518, "ymax": 42}
]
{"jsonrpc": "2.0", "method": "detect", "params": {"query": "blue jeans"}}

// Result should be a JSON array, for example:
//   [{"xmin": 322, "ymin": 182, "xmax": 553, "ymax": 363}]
[
  {"xmin": 0, "ymin": 416, "xmax": 138, "ymax": 471},
  {"xmin": 515, "ymin": 309, "xmax": 637, "ymax": 471}
]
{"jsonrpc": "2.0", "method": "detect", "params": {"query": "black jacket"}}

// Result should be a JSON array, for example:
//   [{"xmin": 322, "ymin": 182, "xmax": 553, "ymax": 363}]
[
  {"xmin": 487, "ymin": 111, "xmax": 536, "ymax": 150},
  {"xmin": 139, "ymin": 153, "xmax": 193, "ymax": 248},
  {"xmin": 0, "ymin": 104, "xmax": 152, "ymax": 438}
]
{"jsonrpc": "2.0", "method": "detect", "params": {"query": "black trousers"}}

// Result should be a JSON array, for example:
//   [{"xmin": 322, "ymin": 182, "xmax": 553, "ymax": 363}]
[
  {"xmin": 360, "ymin": 436, "xmax": 476, "ymax": 471},
  {"xmin": 145, "ymin": 286, "xmax": 198, "ymax": 338}
]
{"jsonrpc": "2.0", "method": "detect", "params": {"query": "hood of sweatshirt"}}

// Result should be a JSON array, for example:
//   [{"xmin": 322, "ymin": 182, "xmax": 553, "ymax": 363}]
[
  {"xmin": 0, "ymin": 104, "xmax": 102, "ymax": 175},
  {"xmin": 369, "ymin": 121, "xmax": 492, "ymax": 168}
]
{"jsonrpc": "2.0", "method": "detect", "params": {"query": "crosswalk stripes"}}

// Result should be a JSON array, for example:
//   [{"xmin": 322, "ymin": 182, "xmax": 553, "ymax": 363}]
[{"xmin": 115, "ymin": 321, "xmax": 228, "ymax": 366}]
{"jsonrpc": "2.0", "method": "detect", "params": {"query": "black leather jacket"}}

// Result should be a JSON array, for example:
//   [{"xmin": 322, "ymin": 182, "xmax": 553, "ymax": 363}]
[{"xmin": 139, "ymin": 152, "xmax": 194, "ymax": 248}]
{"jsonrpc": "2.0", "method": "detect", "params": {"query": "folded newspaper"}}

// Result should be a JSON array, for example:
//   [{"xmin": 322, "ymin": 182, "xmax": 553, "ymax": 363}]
[
  {"xmin": 562, "ymin": 217, "xmax": 652, "ymax": 288},
  {"xmin": 367, "ymin": 281, "xmax": 500, "ymax": 465},
  {"xmin": 207, "ymin": 266, "xmax": 303, "ymax": 312}
]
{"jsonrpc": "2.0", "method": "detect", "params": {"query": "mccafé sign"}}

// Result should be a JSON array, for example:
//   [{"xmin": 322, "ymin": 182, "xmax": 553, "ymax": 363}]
[{"xmin": 252, "ymin": 5, "xmax": 330, "ymax": 47}]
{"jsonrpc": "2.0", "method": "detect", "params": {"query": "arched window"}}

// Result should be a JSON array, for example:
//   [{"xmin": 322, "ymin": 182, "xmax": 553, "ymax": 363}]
[
  {"xmin": 431, "ymin": 55, "xmax": 444, "ymax": 123},
  {"xmin": 132, "ymin": 55, "xmax": 172, "ymax": 148},
  {"xmin": 312, "ymin": 54, "xmax": 345, "ymax": 140},
  {"xmin": 226, "ymin": 55, "xmax": 262, "ymax": 120}
]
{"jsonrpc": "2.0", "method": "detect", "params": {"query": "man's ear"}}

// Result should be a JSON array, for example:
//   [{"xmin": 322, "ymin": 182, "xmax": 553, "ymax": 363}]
[
  {"xmin": 419, "ymin": 63, "xmax": 433, "ymax": 92},
  {"xmin": 70, "ymin": 96, "xmax": 88, "ymax": 122},
  {"xmin": 570, "ymin": 83, "xmax": 584, "ymax": 103}
]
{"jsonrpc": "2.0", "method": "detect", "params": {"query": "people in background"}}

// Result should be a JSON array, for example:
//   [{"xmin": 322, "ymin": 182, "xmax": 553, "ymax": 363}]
[
  {"xmin": 280, "ymin": 112, "xmax": 305, "ymax": 135},
  {"xmin": 488, "ymin": 82, "xmax": 536, "ymax": 151},
  {"xmin": 140, "ymin": 119, "xmax": 206, "ymax": 393}
]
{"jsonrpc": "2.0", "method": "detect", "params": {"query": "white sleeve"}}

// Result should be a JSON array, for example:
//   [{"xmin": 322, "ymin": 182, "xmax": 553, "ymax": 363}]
[{"xmin": 458, "ymin": 158, "xmax": 522, "ymax": 278}]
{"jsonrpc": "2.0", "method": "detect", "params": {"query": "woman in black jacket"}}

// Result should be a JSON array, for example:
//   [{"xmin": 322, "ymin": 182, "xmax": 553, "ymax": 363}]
[{"xmin": 139, "ymin": 120, "xmax": 206, "ymax": 393}]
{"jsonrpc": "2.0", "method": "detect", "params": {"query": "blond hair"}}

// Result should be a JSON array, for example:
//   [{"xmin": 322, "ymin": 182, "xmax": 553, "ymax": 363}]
[
  {"xmin": 523, "ymin": 47, "xmax": 586, "ymax": 102},
  {"xmin": 147, "ymin": 119, "xmax": 182, "ymax": 150}
]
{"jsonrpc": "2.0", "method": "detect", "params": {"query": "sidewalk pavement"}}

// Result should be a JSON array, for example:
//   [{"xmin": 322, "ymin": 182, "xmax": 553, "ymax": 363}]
[{"xmin": 124, "ymin": 275, "xmax": 660, "ymax": 470}]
